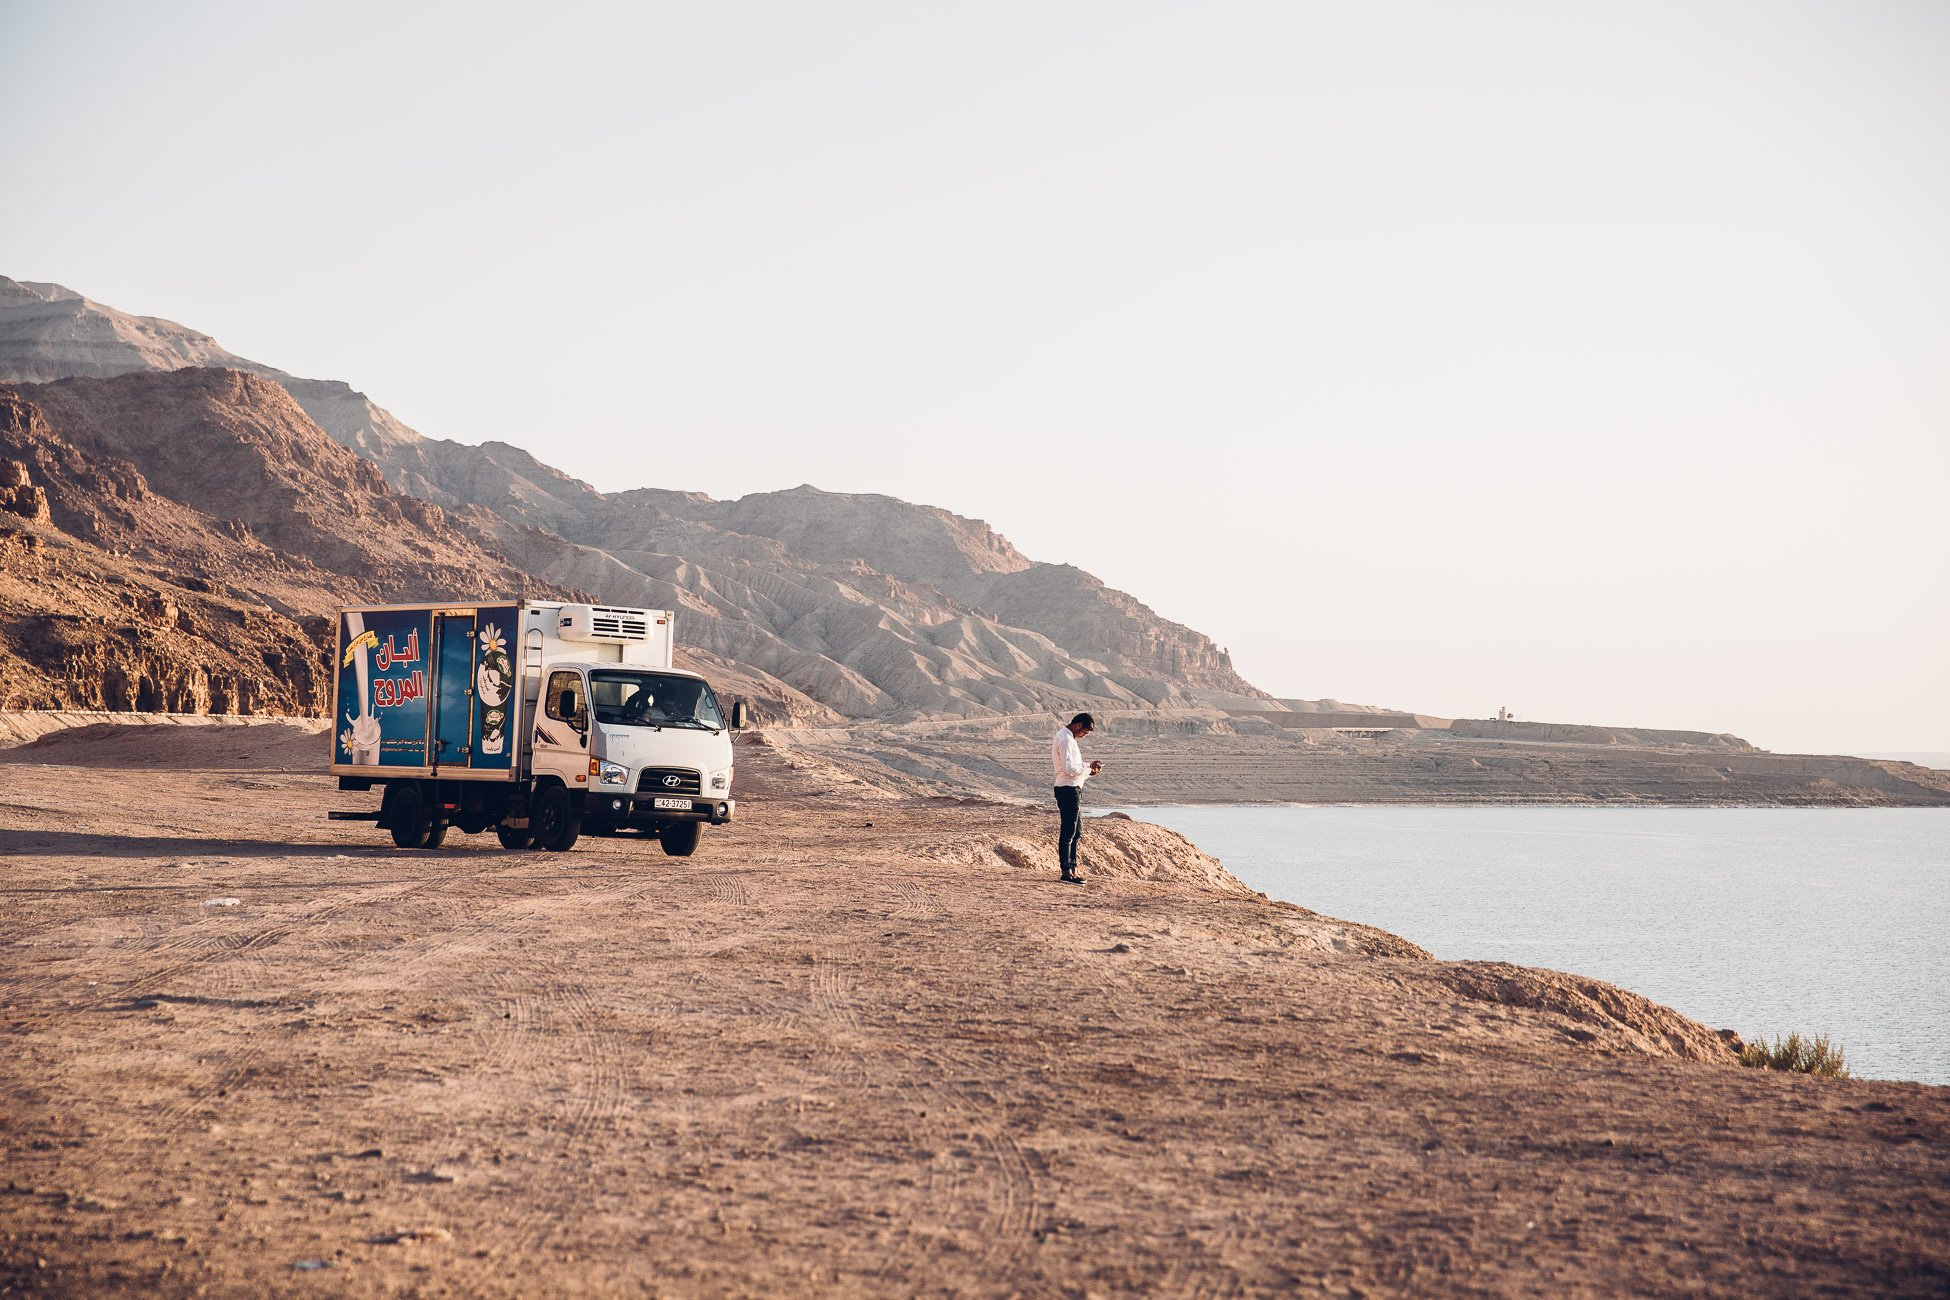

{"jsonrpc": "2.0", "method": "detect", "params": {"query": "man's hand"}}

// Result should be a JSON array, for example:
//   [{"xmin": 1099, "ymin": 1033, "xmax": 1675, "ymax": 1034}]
[{"xmin": 1089, "ymin": 760, "xmax": 1103, "ymax": 775}]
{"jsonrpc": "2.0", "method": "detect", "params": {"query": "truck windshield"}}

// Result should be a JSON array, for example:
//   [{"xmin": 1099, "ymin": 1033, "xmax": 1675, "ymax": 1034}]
[{"xmin": 588, "ymin": 671, "xmax": 726, "ymax": 731}]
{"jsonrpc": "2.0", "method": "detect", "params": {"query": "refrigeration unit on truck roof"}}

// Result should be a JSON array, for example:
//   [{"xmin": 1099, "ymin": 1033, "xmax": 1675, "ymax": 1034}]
[{"xmin": 556, "ymin": 603, "xmax": 664, "ymax": 643}]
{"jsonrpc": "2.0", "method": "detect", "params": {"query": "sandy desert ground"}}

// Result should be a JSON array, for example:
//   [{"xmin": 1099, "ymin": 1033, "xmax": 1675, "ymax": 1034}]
[{"xmin": 2, "ymin": 720, "xmax": 1948, "ymax": 1298}]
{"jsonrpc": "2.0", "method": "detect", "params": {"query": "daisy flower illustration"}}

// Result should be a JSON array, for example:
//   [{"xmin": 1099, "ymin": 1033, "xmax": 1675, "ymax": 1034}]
[{"xmin": 476, "ymin": 622, "xmax": 514, "ymax": 708}]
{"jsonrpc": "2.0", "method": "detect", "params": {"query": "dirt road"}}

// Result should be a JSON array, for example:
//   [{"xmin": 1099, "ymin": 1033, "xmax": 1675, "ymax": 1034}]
[{"xmin": 2, "ymin": 723, "xmax": 1947, "ymax": 1296}]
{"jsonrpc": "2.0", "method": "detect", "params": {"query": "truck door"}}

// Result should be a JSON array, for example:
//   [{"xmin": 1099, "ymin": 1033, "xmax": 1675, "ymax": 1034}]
[
  {"xmin": 432, "ymin": 612, "xmax": 476, "ymax": 768},
  {"xmin": 532, "ymin": 668, "xmax": 588, "ymax": 785}
]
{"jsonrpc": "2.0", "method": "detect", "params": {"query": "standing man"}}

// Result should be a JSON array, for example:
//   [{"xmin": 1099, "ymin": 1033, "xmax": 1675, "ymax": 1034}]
[{"xmin": 1052, "ymin": 712, "xmax": 1102, "ymax": 884}]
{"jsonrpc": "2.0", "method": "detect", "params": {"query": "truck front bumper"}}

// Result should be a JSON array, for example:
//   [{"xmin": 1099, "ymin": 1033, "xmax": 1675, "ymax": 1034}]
[{"xmin": 585, "ymin": 793, "xmax": 736, "ymax": 826}]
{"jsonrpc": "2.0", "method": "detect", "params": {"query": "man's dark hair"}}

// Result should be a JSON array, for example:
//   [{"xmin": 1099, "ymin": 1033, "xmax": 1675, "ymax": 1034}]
[{"xmin": 1070, "ymin": 712, "xmax": 1095, "ymax": 730}]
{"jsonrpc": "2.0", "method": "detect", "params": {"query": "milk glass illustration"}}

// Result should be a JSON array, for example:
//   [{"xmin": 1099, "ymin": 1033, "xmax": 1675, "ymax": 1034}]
[{"xmin": 342, "ymin": 611, "xmax": 382, "ymax": 764}]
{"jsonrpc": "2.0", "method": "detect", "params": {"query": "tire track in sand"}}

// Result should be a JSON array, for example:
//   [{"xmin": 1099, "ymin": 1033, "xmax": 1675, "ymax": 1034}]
[
  {"xmin": 614, "ymin": 862, "xmax": 964, "ymax": 1289},
  {"xmin": 806, "ymin": 874, "xmax": 1046, "ymax": 1291},
  {"xmin": 82, "ymin": 855, "xmax": 502, "ymax": 1152},
  {"xmin": 406, "ymin": 870, "xmax": 646, "ymax": 1261}
]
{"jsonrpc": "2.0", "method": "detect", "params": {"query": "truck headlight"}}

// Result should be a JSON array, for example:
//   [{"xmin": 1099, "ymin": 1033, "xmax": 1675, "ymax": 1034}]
[
  {"xmin": 596, "ymin": 761, "xmax": 628, "ymax": 786},
  {"xmin": 710, "ymin": 771, "xmax": 729, "ymax": 790}
]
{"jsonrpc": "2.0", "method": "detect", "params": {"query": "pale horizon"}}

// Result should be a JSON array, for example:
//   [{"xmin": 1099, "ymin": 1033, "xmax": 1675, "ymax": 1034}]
[{"xmin": 3, "ymin": 1, "xmax": 1944, "ymax": 754}]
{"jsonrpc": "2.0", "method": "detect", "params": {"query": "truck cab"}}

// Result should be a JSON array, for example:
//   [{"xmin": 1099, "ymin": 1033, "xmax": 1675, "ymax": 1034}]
[{"xmin": 532, "ymin": 661, "xmax": 743, "ymax": 854}]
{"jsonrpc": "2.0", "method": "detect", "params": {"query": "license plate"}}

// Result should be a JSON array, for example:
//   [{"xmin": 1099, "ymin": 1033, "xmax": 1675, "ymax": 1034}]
[{"xmin": 653, "ymin": 797, "xmax": 692, "ymax": 810}]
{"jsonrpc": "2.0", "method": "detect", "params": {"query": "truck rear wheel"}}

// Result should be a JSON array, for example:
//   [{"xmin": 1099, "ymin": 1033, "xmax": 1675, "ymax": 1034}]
[
  {"xmin": 659, "ymin": 821, "xmax": 701, "ymax": 857},
  {"xmin": 534, "ymin": 786, "xmax": 581, "ymax": 853},
  {"xmin": 386, "ymin": 783, "xmax": 432, "ymax": 850}
]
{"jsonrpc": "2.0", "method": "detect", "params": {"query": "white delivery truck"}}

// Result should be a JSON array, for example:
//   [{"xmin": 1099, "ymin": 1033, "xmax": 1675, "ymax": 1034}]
[{"xmin": 329, "ymin": 600, "xmax": 747, "ymax": 855}]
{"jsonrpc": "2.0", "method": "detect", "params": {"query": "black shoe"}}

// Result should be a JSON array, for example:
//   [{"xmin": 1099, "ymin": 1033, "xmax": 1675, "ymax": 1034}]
[{"xmin": 1059, "ymin": 872, "xmax": 1084, "ymax": 885}]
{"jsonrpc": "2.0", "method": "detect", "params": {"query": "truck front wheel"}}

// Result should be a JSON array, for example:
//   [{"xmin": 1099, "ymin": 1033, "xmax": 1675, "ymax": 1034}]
[
  {"xmin": 659, "ymin": 821, "xmax": 701, "ymax": 857},
  {"xmin": 533, "ymin": 786, "xmax": 581, "ymax": 853}
]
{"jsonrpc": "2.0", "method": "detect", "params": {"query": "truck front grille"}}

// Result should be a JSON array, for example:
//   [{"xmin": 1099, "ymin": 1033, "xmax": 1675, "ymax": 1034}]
[{"xmin": 636, "ymin": 768, "xmax": 702, "ymax": 796}]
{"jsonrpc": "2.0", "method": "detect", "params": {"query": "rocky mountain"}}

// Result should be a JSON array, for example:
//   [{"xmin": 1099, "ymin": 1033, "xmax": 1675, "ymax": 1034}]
[
  {"xmin": 21, "ymin": 370, "xmax": 530, "ymax": 592},
  {"xmin": 0, "ymin": 275, "xmax": 1267, "ymax": 722},
  {"xmin": 0, "ymin": 370, "xmax": 569, "ymax": 713},
  {"xmin": 0, "ymin": 278, "xmax": 244, "ymax": 379},
  {"xmin": 0, "ymin": 277, "xmax": 418, "ymax": 463},
  {"xmin": 1, "ymin": 387, "xmax": 324, "ymax": 714},
  {"xmin": 611, "ymin": 485, "xmax": 1262, "ymax": 704}
]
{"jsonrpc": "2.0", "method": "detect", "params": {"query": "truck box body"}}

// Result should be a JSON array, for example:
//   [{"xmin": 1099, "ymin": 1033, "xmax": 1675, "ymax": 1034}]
[{"xmin": 331, "ymin": 600, "xmax": 675, "ymax": 780}]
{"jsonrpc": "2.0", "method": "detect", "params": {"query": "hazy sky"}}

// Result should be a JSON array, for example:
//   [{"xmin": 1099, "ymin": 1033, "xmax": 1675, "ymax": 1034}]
[{"xmin": 4, "ymin": 1, "xmax": 1945, "ymax": 752}]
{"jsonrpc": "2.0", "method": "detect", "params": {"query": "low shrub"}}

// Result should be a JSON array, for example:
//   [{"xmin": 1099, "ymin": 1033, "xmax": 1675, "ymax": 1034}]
[{"xmin": 1738, "ymin": 1031, "xmax": 1850, "ymax": 1079}]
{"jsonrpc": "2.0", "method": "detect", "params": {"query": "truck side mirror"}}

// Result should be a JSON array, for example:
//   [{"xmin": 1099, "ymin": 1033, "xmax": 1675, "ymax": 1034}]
[
  {"xmin": 559, "ymin": 690, "xmax": 583, "ymax": 727},
  {"xmin": 731, "ymin": 700, "xmax": 750, "ymax": 731}
]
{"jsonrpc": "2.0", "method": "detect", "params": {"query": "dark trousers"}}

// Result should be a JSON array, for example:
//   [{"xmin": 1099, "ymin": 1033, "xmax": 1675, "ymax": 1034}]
[{"xmin": 1054, "ymin": 785, "xmax": 1081, "ymax": 876}]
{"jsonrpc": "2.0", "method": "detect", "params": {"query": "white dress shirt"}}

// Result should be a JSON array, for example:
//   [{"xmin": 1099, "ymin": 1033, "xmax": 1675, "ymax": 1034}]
[{"xmin": 1052, "ymin": 725, "xmax": 1090, "ymax": 787}]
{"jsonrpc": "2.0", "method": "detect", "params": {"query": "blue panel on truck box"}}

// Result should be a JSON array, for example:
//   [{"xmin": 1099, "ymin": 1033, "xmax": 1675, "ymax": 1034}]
[
  {"xmin": 335, "ymin": 603, "xmax": 521, "ymax": 773},
  {"xmin": 471, "ymin": 605, "xmax": 519, "ymax": 769},
  {"xmin": 335, "ymin": 609, "xmax": 434, "ymax": 767},
  {"xmin": 433, "ymin": 613, "xmax": 475, "ymax": 764}
]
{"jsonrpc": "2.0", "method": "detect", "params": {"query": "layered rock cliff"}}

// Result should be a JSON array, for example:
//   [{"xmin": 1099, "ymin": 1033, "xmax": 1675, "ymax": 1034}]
[
  {"xmin": 0, "ymin": 277, "xmax": 424, "ymax": 463},
  {"xmin": 0, "ymin": 388, "xmax": 326, "ymax": 713},
  {"xmin": 0, "ymin": 278, "xmax": 246, "ymax": 379},
  {"xmin": 0, "ymin": 274, "xmax": 1266, "ymax": 721},
  {"xmin": 21, "ymin": 370, "xmax": 530, "ymax": 595},
  {"xmin": 0, "ymin": 373, "xmax": 561, "ymax": 714}
]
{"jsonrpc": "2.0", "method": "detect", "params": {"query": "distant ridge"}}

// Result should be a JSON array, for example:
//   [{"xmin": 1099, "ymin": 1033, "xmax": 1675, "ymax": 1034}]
[
  {"xmin": 0, "ymin": 274, "xmax": 1269, "ymax": 721},
  {"xmin": 0, "ymin": 276, "xmax": 420, "ymax": 462}
]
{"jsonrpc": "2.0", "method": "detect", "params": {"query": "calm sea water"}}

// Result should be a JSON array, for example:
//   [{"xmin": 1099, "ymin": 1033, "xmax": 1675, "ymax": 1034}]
[{"xmin": 1119, "ymin": 806, "xmax": 1950, "ymax": 1086}]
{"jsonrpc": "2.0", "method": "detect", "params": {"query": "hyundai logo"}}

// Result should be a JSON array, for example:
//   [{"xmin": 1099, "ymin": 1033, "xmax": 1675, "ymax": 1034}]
[{"xmin": 662, "ymin": 774, "xmax": 683, "ymax": 789}]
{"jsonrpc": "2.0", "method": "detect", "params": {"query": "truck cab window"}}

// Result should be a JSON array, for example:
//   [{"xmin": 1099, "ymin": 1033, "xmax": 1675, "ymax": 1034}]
[
  {"xmin": 546, "ymin": 670, "xmax": 585, "ymax": 726},
  {"xmin": 589, "ymin": 670, "xmax": 725, "ymax": 730}
]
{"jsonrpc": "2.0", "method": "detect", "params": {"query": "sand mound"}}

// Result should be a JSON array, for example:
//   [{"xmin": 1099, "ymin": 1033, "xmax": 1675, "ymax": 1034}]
[
  {"xmin": 1433, "ymin": 961, "xmax": 1739, "ymax": 1062},
  {"xmin": 915, "ymin": 812, "xmax": 1256, "ymax": 895},
  {"xmin": 0, "ymin": 714, "xmax": 327, "ymax": 770}
]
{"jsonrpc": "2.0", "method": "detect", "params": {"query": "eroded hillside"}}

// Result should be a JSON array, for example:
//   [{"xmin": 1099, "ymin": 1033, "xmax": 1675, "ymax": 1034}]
[{"xmin": 0, "ymin": 275, "xmax": 1266, "ymax": 722}]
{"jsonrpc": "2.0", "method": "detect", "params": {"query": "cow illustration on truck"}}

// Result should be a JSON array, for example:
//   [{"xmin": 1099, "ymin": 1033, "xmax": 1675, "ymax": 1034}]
[{"xmin": 331, "ymin": 600, "xmax": 748, "ymax": 855}]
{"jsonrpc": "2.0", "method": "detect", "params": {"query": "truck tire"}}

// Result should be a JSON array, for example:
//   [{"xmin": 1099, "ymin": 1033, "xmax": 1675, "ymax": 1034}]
[
  {"xmin": 533, "ymin": 786, "xmax": 581, "ymax": 853},
  {"xmin": 496, "ymin": 823, "xmax": 534, "ymax": 850},
  {"xmin": 386, "ymin": 784, "xmax": 432, "ymax": 850},
  {"xmin": 659, "ymin": 821, "xmax": 701, "ymax": 857},
  {"xmin": 425, "ymin": 822, "xmax": 449, "ymax": 849}
]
